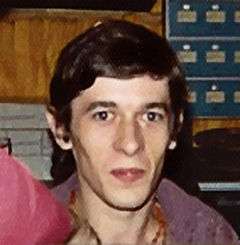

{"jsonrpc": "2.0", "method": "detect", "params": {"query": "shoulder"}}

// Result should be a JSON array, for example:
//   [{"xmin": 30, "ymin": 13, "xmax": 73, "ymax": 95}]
[{"xmin": 157, "ymin": 178, "xmax": 239, "ymax": 245}]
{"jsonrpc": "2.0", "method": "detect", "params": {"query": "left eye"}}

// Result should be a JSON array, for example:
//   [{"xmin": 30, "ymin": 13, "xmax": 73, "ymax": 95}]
[
  {"xmin": 92, "ymin": 111, "xmax": 114, "ymax": 121},
  {"xmin": 143, "ymin": 112, "xmax": 164, "ymax": 122}
]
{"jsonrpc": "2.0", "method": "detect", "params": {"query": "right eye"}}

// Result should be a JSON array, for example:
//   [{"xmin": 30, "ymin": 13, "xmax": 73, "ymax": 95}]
[
  {"xmin": 142, "ymin": 111, "xmax": 165, "ymax": 123},
  {"xmin": 92, "ymin": 111, "xmax": 114, "ymax": 121}
]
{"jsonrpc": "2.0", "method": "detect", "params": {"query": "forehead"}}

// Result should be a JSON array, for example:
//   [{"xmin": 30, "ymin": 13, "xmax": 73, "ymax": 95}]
[{"xmin": 72, "ymin": 75, "xmax": 170, "ymax": 108}]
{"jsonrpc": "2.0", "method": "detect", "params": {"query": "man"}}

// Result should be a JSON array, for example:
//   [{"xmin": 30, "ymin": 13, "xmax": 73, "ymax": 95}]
[{"xmin": 46, "ymin": 20, "xmax": 239, "ymax": 244}]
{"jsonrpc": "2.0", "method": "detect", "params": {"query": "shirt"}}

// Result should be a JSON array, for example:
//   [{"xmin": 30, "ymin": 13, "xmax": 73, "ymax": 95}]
[{"xmin": 52, "ymin": 173, "xmax": 240, "ymax": 245}]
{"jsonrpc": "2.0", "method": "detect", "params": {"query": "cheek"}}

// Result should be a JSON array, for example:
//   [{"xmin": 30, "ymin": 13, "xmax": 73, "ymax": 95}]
[
  {"xmin": 71, "ymin": 121, "xmax": 114, "ymax": 164},
  {"xmin": 143, "ymin": 126, "xmax": 170, "ymax": 162},
  {"xmin": 72, "ymin": 135, "xmax": 102, "ymax": 182},
  {"xmin": 145, "ymin": 123, "xmax": 170, "ymax": 142},
  {"xmin": 79, "ymin": 117, "xmax": 115, "ymax": 142}
]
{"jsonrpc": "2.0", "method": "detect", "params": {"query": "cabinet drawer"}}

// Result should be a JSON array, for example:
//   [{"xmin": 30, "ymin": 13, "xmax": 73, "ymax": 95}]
[
  {"xmin": 187, "ymin": 80, "xmax": 240, "ymax": 117},
  {"xmin": 171, "ymin": 40, "xmax": 240, "ymax": 77}
]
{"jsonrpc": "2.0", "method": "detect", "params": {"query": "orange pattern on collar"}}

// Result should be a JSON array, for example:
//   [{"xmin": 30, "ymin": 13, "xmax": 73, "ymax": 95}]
[
  {"xmin": 68, "ymin": 191, "xmax": 167, "ymax": 244},
  {"xmin": 151, "ymin": 201, "xmax": 167, "ymax": 244}
]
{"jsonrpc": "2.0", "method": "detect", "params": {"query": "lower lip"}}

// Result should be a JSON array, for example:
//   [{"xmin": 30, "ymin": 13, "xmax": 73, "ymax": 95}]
[{"xmin": 110, "ymin": 169, "xmax": 145, "ymax": 183}]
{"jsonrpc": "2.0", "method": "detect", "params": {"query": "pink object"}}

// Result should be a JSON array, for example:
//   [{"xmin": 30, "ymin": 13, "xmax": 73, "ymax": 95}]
[{"xmin": 0, "ymin": 149, "xmax": 72, "ymax": 245}]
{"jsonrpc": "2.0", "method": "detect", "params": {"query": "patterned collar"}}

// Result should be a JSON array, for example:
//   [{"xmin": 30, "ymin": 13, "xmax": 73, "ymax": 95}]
[{"xmin": 68, "ymin": 190, "xmax": 167, "ymax": 244}]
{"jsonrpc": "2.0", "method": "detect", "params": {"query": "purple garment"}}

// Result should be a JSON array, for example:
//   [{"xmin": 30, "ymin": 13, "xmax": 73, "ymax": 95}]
[
  {"xmin": 157, "ymin": 179, "xmax": 239, "ymax": 245},
  {"xmin": 52, "ymin": 174, "xmax": 240, "ymax": 245}
]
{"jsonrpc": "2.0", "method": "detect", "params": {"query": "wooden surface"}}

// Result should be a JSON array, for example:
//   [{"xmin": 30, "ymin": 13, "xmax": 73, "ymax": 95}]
[
  {"xmin": 150, "ymin": 0, "xmax": 162, "ymax": 13},
  {"xmin": 192, "ymin": 118, "xmax": 240, "ymax": 135},
  {"xmin": 0, "ymin": 8, "xmax": 163, "ymax": 103}
]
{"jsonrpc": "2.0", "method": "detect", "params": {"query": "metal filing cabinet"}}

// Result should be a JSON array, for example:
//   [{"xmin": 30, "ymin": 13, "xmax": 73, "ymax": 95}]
[
  {"xmin": 167, "ymin": 0, "xmax": 240, "ymax": 37},
  {"xmin": 166, "ymin": 0, "xmax": 240, "ymax": 118}
]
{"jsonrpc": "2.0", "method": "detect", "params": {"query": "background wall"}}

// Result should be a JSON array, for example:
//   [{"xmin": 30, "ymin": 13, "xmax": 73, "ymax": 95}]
[{"xmin": 0, "ymin": 103, "xmax": 51, "ymax": 179}]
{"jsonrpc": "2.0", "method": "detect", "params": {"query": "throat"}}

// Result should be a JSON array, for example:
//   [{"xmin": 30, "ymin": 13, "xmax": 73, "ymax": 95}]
[
  {"xmin": 97, "ymin": 213, "xmax": 150, "ymax": 245},
  {"xmin": 70, "ymin": 191, "xmax": 164, "ymax": 244}
]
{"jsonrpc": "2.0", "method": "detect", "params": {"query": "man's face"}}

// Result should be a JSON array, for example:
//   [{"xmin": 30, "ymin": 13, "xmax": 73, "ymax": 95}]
[{"xmin": 69, "ymin": 75, "xmax": 172, "ymax": 210}]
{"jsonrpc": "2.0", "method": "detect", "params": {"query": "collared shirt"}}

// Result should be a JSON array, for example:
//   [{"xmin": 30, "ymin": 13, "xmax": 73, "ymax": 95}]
[{"xmin": 52, "ymin": 174, "xmax": 240, "ymax": 245}]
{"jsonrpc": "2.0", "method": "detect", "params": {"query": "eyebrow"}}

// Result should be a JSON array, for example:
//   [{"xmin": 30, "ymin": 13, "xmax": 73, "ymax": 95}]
[
  {"xmin": 86, "ymin": 101, "xmax": 169, "ymax": 113},
  {"xmin": 145, "ymin": 102, "xmax": 170, "ymax": 113},
  {"xmin": 86, "ymin": 101, "xmax": 117, "ymax": 112}
]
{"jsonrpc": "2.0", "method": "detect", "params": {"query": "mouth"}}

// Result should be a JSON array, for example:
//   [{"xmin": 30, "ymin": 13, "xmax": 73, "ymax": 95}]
[{"xmin": 110, "ymin": 168, "xmax": 145, "ymax": 183}]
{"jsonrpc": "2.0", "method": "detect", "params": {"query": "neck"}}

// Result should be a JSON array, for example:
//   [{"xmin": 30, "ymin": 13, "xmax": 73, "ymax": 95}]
[{"xmin": 75, "ymin": 177, "xmax": 156, "ymax": 245}]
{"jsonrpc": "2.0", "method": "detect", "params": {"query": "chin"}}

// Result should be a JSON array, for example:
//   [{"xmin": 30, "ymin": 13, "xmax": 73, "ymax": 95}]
[{"xmin": 105, "ymin": 189, "xmax": 152, "ymax": 211}]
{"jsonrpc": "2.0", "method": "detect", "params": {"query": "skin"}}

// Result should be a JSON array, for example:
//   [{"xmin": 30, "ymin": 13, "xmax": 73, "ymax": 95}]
[{"xmin": 48, "ymin": 75, "xmax": 175, "ymax": 244}]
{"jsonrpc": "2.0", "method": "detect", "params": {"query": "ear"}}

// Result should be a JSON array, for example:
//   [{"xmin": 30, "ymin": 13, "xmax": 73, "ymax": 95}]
[
  {"xmin": 45, "ymin": 109, "xmax": 73, "ymax": 150},
  {"xmin": 168, "ymin": 111, "xmax": 184, "ymax": 150}
]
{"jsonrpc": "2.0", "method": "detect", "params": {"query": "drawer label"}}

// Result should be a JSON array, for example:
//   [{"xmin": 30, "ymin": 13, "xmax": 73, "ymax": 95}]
[
  {"xmin": 177, "ymin": 10, "xmax": 197, "ymax": 23},
  {"xmin": 234, "ymin": 91, "xmax": 240, "ymax": 103},
  {"xmin": 234, "ymin": 51, "xmax": 240, "ymax": 63},
  {"xmin": 206, "ymin": 11, "xmax": 226, "ymax": 23},
  {"xmin": 206, "ymin": 91, "xmax": 225, "ymax": 103},
  {"xmin": 178, "ymin": 51, "xmax": 197, "ymax": 63},
  {"xmin": 188, "ymin": 91, "xmax": 197, "ymax": 103},
  {"xmin": 235, "ymin": 11, "xmax": 240, "ymax": 23},
  {"xmin": 206, "ymin": 51, "xmax": 225, "ymax": 63}
]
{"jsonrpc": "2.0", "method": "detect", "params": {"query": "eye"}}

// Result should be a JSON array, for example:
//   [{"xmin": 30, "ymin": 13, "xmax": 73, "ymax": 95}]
[
  {"xmin": 143, "ymin": 111, "xmax": 164, "ymax": 122},
  {"xmin": 92, "ymin": 111, "xmax": 114, "ymax": 121}
]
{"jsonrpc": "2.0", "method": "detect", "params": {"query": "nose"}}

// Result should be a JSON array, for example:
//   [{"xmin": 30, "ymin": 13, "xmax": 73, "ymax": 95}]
[{"xmin": 113, "ymin": 119, "xmax": 144, "ymax": 156}]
